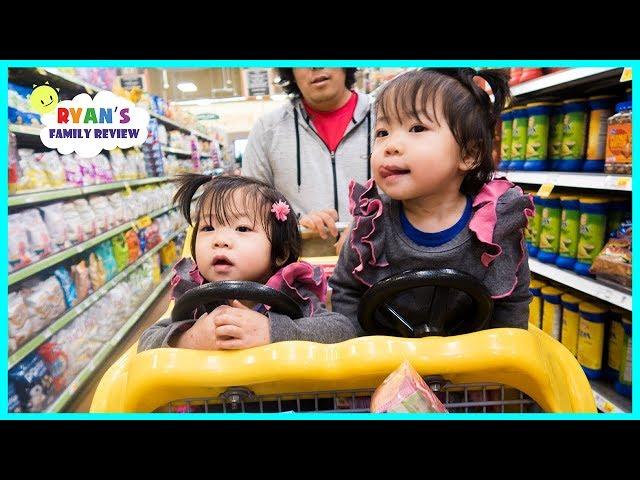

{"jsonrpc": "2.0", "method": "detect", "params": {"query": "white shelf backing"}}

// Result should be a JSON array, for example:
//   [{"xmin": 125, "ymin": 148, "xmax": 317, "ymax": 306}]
[
  {"xmin": 497, "ymin": 171, "xmax": 631, "ymax": 192},
  {"xmin": 590, "ymin": 379, "xmax": 631, "ymax": 413},
  {"xmin": 510, "ymin": 67, "xmax": 623, "ymax": 97},
  {"xmin": 529, "ymin": 258, "xmax": 631, "ymax": 311}
]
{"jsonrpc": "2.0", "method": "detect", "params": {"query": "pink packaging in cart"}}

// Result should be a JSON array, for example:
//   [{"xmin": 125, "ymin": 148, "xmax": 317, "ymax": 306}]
[{"xmin": 370, "ymin": 361, "xmax": 447, "ymax": 413}]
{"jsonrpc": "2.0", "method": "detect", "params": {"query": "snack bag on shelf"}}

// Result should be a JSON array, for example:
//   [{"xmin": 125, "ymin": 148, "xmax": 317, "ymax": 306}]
[
  {"xmin": 91, "ymin": 154, "xmax": 114, "ymax": 184},
  {"xmin": 107, "ymin": 192, "xmax": 126, "ymax": 226},
  {"xmin": 38, "ymin": 341, "xmax": 70, "ymax": 393},
  {"xmin": 9, "ymin": 351, "xmax": 54, "ymax": 412},
  {"xmin": 125, "ymin": 230, "xmax": 142, "ymax": 264},
  {"xmin": 9, "ymin": 291, "xmax": 33, "ymax": 354},
  {"xmin": 73, "ymin": 198, "xmax": 97, "ymax": 239},
  {"xmin": 37, "ymin": 151, "xmax": 66, "ymax": 188},
  {"xmin": 88, "ymin": 195, "xmax": 111, "ymax": 233},
  {"xmin": 160, "ymin": 241, "xmax": 177, "ymax": 269},
  {"xmin": 18, "ymin": 151, "xmax": 51, "ymax": 191},
  {"xmin": 54, "ymin": 266, "xmax": 77, "ymax": 308},
  {"xmin": 21, "ymin": 276, "xmax": 67, "ymax": 333},
  {"xmin": 22, "ymin": 208, "xmax": 53, "ymax": 261},
  {"xmin": 9, "ymin": 381, "xmax": 23, "ymax": 413},
  {"xmin": 590, "ymin": 221, "xmax": 632, "ymax": 288},
  {"xmin": 71, "ymin": 259, "xmax": 93, "ymax": 303},
  {"xmin": 9, "ymin": 212, "xmax": 34, "ymax": 272},
  {"xmin": 109, "ymin": 148, "xmax": 127, "ymax": 181},
  {"xmin": 77, "ymin": 156, "xmax": 96, "ymax": 186},
  {"xmin": 62, "ymin": 201, "xmax": 85, "ymax": 245},
  {"xmin": 370, "ymin": 361, "xmax": 448, "ymax": 413},
  {"xmin": 40, "ymin": 202, "xmax": 67, "ymax": 252},
  {"xmin": 60, "ymin": 154, "xmax": 84, "ymax": 187},
  {"xmin": 111, "ymin": 233, "xmax": 130, "ymax": 272},
  {"xmin": 88, "ymin": 252, "xmax": 107, "ymax": 291},
  {"xmin": 95, "ymin": 241, "xmax": 118, "ymax": 281}
]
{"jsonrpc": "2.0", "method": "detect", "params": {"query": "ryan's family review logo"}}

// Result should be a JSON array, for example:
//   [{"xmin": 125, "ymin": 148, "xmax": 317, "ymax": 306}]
[{"xmin": 37, "ymin": 86, "xmax": 149, "ymax": 158}]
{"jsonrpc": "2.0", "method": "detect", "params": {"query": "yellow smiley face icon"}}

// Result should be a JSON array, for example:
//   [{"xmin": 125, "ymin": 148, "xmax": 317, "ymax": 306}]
[{"xmin": 29, "ymin": 82, "xmax": 60, "ymax": 114}]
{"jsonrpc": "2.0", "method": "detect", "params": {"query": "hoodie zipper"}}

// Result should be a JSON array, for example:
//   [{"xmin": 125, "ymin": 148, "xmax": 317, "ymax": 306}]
[{"xmin": 297, "ymin": 104, "xmax": 369, "ymax": 215}]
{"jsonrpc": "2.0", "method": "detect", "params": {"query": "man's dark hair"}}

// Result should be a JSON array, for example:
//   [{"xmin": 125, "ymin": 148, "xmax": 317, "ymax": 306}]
[{"xmin": 277, "ymin": 68, "xmax": 358, "ymax": 96}]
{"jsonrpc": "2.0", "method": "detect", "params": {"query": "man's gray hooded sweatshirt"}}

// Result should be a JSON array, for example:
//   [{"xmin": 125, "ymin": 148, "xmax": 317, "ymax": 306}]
[{"xmin": 242, "ymin": 92, "xmax": 373, "ymax": 222}]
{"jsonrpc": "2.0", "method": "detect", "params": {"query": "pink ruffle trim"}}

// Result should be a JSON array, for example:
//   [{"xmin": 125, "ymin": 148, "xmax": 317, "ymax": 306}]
[
  {"xmin": 468, "ymin": 177, "xmax": 534, "ymax": 298},
  {"xmin": 266, "ymin": 261, "xmax": 327, "ymax": 316},
  {"xmin": 348, "ymin": 179, "xmax": 389, "ymax": 287}
]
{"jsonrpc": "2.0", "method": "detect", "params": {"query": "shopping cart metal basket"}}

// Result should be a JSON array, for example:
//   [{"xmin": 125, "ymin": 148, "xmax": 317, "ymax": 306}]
[{"xmin": 90, "ymin": 229, "xmax": 596, "ymax": 413}]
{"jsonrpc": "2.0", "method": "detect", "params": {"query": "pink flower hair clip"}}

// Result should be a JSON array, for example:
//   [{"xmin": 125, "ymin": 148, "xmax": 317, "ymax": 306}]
[{"xmin": 271, "ymin": 200, "xmax": 291, "ymax": 222}]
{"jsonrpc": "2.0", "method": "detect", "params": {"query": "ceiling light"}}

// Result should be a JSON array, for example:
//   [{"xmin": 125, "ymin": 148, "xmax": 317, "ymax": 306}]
[{"xmin": 177, "ymin": 82, "xmax": 198, "ymax": 92}]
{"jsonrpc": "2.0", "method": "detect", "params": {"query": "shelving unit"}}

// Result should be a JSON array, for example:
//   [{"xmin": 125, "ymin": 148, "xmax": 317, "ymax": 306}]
[
  {"xmin": 9, "ymin": 227, "xmax": 186, "ymax": 369},
  {"xmin": 45, "ymin": 265, "xmax": 177, "ymax": 412},
  {"xmin": 8, "ymin": 177, "xmax": 174, "ymax": 207},
  {"xmin": 590, "ymin": 379, "xmax": 631, "ymax": 413},
  {"xmin": 496, "ymin": 171, "xmax": 631, "ymax": 192}
]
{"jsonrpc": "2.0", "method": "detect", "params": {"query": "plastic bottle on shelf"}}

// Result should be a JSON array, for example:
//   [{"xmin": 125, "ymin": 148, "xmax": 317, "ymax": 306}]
[
  {"xmin": 556, "ymin": 196, "xmax": 580, "ymax": 269},
  {"xmin": 558, "ymin": 98, "xmax": 588, "ymax": 172},
  {"xmin": 523, "ymin": 102, "xmax": 552, "ymax": 171},
  {"xmin": 584, "ymin": 95, "xmax": 616, "ymax": 172},
  {"xmin": 604, "ymin": 101, "xmax": 632, "ymax": 175},
  {"xmin": 498, "ymin": 109, "xmax": 513, "ymax": 170},
  {"xmin": 537, "ymin": 194, "xmax": 562, "ymax": 264},
  {"xmin": 541, "ymin": 286, "xmax": 563, "ymax": 341},
  {"xmin": 574, "ymin": 197, "xmax": 609, "ymax": 276},
  {"xmin": 509, "ymin": 107, "xmax": 528, "ymax": 170},
  {"xmin": 528, "ymin": 279, "xmax": 546, "ymax": 329},
  {"xmin": 528, "ymin": 194, "xmax": 543, "ymax": 257},
  {"xmin": 577, "ymin": 302, "xmax": 608, "ymax": 379},
  {"xmin": 561, "ymin": 293, "xmax": 581, "ymax": 356},
  {"xmin": 614, "ymin": 314, "xmax": 631, "ymax": 397},
  {"xmin": 606, "ymin": 308, "xmax": 625, "ymax": 381},
  {"xmin": 548, "ymin": 103, "xmax": 564, "ymax": 170}
]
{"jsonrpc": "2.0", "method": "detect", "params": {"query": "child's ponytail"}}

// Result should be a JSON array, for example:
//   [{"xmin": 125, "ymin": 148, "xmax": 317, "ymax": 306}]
[
  {"xmin": 471, "ymin": 68, "xmax": 512, "ymax": 124},
  {"xmin": 173, "ymin": 173, "xmax": 213, "ymax": 225}
]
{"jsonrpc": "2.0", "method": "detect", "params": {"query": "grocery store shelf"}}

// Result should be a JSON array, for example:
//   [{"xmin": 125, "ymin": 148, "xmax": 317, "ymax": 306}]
[
  {"xmin": 497, "ymin": 171, "xmax": 631, "ymax": 192},
  {"xmin": 590, "ymin": 378, "xmax": 631, "ymax": 413},
  {"xmin": 9, "ymin": 124, "xmax": 42, "ymax": 136},
  {"xmin": 162, "ymin": 146, "xmax": 192, "ymax": 156},
  {"xmin": 46, "ymin": 265, "xmax": 176, "ymax": 412},
  {"xmin": 529, "ymin": 258, "xmax": 631, "ymax": 311},
  {"xmin": 9, "ymin": 177, "xmax": 174, "ymax": 207},
  {"xmin": 509, "ymin": 68, "xmax": 623, "ymax": 98},
  {"xmin": 9, "ymin": 203, "xmax": 178, "ymax": 286},
  {"xmin": 149, "ymin": 111, "xmax": 213, "ymax": 142},
  {"xmin": 8, "ymin": 227, "xmax": 186, "ymax": 369}
]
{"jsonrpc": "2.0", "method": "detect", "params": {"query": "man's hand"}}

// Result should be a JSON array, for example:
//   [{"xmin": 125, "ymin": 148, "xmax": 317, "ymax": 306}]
[
  {"xmin": 300, "ymin": 209, "xmax": 339, "ymax": 240},
  {"xmin": 212, "ymin": 300, "xmax": 271, "ymax": 349}
]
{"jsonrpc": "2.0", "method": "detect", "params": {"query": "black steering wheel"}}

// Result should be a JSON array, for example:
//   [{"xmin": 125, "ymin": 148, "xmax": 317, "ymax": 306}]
[
  {"xmin": 357, "ymin": 269, "xmax": 493, "ymax": 338},
  {"xmin": 171, "ymin": 281, "xmax": 304, "ymax": 322}
]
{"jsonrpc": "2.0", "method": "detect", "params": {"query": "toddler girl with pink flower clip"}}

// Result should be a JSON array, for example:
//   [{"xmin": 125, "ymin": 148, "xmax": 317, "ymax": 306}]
[
  {"xmin": 330, "ymin": 68, "xmax": 534, "ymax": 332},
  {"xmin": 139, "ymin": 174, "xmax": 358, "ymax": 352}
]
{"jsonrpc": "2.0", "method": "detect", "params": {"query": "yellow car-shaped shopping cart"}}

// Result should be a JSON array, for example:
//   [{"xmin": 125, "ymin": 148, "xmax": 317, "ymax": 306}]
[{"xmin": 91, "ymin": 229, "xmax": 596, "ymax": 414}]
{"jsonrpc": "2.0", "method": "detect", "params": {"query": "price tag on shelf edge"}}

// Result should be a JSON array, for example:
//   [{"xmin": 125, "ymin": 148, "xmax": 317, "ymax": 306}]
[
  {"xmin": 136, "ymin": 215, "xmax": 153, "ymax": 229},
  {"xmin": 536, "ymin": 183, "xmax": 555, "ymax": 198}
]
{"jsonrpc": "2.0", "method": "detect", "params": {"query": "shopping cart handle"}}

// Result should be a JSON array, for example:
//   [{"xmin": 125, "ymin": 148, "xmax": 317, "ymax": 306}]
[
  {"xmin": 358, "ymin": 268, "xmax": 493, "ymax": 337},
  {"xmin": 171, "ymin": 281, "xmax": 304, "ymax": 321}
]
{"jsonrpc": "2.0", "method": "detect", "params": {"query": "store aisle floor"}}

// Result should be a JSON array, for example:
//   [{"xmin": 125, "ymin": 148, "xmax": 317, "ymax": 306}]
[{"xmin": 68, "ymin": 285, "xmax": 172, "ymax": 413}]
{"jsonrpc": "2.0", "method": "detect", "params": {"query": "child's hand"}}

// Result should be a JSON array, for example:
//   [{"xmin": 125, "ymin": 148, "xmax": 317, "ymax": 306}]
[
  {"xmin": 300, "ymin": 209, "xmax": 339, "ymax": 239},
  {"xmin": 173, "ymin": 312, "xmax": 219, "ymax": 350},
  {"xmin": 212, "ymin": 300, "xmax": 270, "ymax": 349}
]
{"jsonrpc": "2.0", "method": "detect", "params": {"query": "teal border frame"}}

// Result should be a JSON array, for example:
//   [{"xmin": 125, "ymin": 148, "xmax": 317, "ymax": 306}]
[{"xmin": 1, "ymin": 59, "xmax": 636, "ymax": 420}]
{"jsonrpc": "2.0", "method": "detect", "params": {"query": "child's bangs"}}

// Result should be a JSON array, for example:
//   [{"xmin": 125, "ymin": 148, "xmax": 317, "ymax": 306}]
[
  {"xmin": 198, "ymin": 184, "xmax": 271, "ymax": 232},
  {"xmin": 375, "ymin": 71, "xmax": 444, "ymax": 126}
]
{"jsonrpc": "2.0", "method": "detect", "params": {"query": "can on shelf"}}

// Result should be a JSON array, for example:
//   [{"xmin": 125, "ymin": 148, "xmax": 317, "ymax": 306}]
[
  {"xmin": 585, "ymin": 95, "xmax": 615, "ymax": 172},
  {"xmin": 541, "ymin": 286, "xmax": 563, "ymax": 341},
  {"xmin": 528, "ymin": 195, "xmax": 543, "ymax": 257},
  {"xmin": 529, "ymin": 279, "xmax": 546, "ymax": 329},
  {"xmin": 577, "ymin": 302, "xmax": 608, "ymax": 379},
  {"xmin": 614, "ymin": 314, "xmax": 632, "ymax": 397},
  {"xmin": 606, "ymin": 308, "xmax": 625, "ymax": 381},
  {"xmin": 523, "ymin": 102, "xmax": 552, "ymax": 171},
  {"xmin": 499, "ymin": 109, "xmax": 513, "ymax": 170},
  {"xmin": 549, "ymin": 103, "xmax": 564, "ymax": 170},
  {"xmin": 558, "ymin": 98, "xmax": 588, "ymax": 172},
  {"xmin": 561, "ymin": 293, "xmax": 581, "ymax": 356},
  {"xmin": 556, "ymin": 196, "xmax": 580, "ymax": 270},
  {"xmin": 574, "ymin": 197, "xmax": 609, "ymax": 276},
  {"xmin": 537, "ymin": 195, "xmax": 562, "ymax": 264},
  {"xmin": 509, "ymin": 107, "xmax": 528, "ymax": 171}
]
